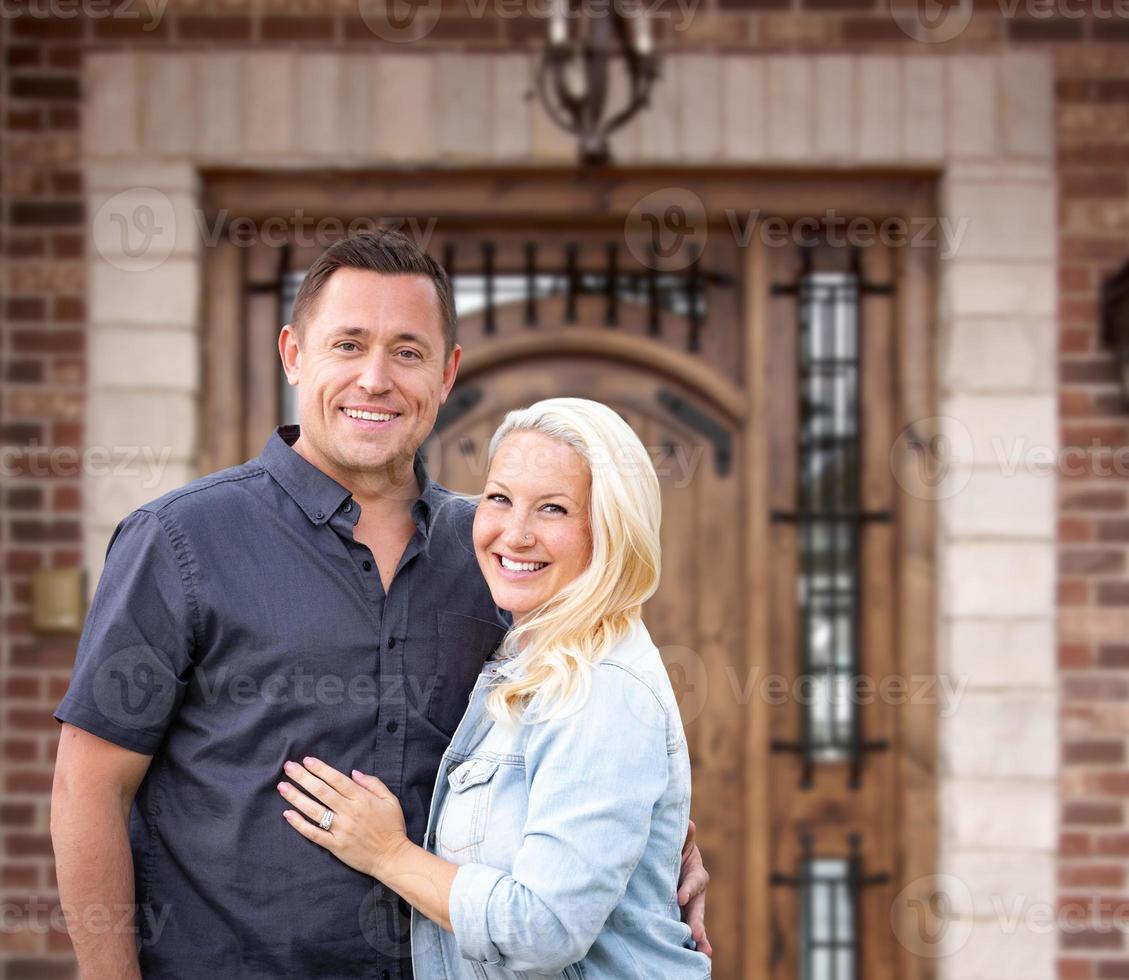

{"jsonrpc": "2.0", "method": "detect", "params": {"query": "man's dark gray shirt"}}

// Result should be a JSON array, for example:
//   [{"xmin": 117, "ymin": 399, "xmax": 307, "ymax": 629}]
[{"xmin": 55, "ymin": 426, "xmax": 508, "ymax": 979}]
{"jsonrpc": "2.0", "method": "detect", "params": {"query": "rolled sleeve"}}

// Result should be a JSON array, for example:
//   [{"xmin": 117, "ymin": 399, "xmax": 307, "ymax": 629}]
[
  {"xmin": 54, "ymin": 509, "xmax": 198, "ymax": 755},
  {"xmin": 447, "ymin": 663, "xmax": 670, "ymax": 974},
  {"xmin": 449, "ymin": 863, "xmax": 508, "ymax": 964}
]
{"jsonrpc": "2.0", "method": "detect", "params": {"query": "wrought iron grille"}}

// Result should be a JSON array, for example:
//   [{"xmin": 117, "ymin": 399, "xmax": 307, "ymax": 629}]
[
  {"xmin": 275, "ymin": 237, "xmax": 736, "ymax": 426},
  {"xmin": 772, "ymin": 834, "xmax": 890, "ymax": 980},
  {"xmin": 438, "ymin": 240, "xmax": 727, "ymax": 352},
  {"xmin": 770, "ymin": 247, "xmax": 891, "ymax": 788}
]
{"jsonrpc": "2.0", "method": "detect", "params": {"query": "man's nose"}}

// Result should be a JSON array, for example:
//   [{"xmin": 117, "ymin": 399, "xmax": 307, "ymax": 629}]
[{"xmin": 356, "ymin": 353, "xmax": 393, "ymax": 393}]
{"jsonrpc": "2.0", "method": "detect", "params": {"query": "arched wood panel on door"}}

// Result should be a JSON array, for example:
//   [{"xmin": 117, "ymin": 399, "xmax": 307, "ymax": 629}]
[{"xmin": 424, "ymin": 355, "xmax": 749, "ymax": 980}]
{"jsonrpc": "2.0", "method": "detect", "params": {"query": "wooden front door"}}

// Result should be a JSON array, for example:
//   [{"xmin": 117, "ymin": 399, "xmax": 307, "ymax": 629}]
[
  {"xmin": 426, "ymin": 230, "xmax": 750, "ymax": 980},
  {"xmin": 432, "ymin": 356, "xmax": 748, "ymax": 978},
  {"xmin": 203, "ymin": 169, "xmax": 939, "ymax": 980}
]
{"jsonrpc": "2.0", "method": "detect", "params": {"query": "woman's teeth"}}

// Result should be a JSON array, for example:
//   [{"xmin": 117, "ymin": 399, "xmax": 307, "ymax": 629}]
[
  {"xmin": 500, "ymin": 556, "xmax": 547, "ymax": 572},
  {"xmin": 343, "ymin": 408, "xmax": 396, "ymax": 422}
]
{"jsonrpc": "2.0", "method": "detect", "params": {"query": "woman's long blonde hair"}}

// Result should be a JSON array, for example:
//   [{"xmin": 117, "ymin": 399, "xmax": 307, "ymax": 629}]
[{"xmin": 483, "ymin": 398, "xmax": 662, "ymax": 725}]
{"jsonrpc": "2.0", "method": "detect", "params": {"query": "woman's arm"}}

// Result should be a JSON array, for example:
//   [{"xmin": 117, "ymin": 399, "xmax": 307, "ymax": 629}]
[
  {"xmin": 277, "ymin": 759, "xmax": 458, "ymax": 929},
  {"xmin": 279, "ymin": 664, "xmax": 674, "ymax": 973}
]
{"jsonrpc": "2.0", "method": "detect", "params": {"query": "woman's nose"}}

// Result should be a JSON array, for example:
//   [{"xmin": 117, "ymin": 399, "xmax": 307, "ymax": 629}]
[{"xmin": 501, "ymin": 517, "xmax": 534, "ymax": 549}]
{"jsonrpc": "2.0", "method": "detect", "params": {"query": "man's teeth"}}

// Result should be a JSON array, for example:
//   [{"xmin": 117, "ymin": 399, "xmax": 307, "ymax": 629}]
[
  {"xmin": 500, "ymin": 556, "xmax": 547, "ymax": 572},
  {"xmin": 343, "ymin": 408, "xmax": 397, "ymax": 422}
]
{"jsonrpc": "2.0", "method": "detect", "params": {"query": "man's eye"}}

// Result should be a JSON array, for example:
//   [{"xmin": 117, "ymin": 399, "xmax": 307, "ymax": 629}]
[
  {"xmin": 337, "ymin": 342, "xmax": 359, "ymax": 352},
  {"xmin": 397, "ymin": 350, "xmax": 422, "ymax": 360}
]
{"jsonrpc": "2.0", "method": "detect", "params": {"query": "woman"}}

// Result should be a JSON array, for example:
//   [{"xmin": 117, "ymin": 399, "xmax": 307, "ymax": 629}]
[{"xmin": 277, "ymin": 398, "xmax": 712, "ymax": 978}]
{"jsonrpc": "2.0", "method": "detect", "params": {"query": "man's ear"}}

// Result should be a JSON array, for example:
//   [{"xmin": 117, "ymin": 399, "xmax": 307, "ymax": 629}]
[
  {"xmin": 439, "ymin": 344, "xmax": 462, "ymax": 405},
  {"xmin": 279, "ymin": 323, "xmax": 301, "ymax": 385}
]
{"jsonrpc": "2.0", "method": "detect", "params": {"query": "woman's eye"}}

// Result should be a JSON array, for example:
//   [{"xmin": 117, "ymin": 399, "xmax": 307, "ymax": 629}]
[
  {"xmin": 542, "ymin": 503, "xmax": 567, "ymax": 515},
  {"xmin": 486, "ymin": 493, "xmax": 509, "ymax": 505}
]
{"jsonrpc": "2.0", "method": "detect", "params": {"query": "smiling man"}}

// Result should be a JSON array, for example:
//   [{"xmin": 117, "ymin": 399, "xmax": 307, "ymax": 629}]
[{"xmin": 50, "ymin": 231, "xmax": 709, "ymax": 979}]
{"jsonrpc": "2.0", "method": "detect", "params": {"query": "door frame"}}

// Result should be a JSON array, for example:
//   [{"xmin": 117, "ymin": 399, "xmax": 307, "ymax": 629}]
[{"xmin": 202, "ymin": 167, "xmax": 939, "ymax": 980}]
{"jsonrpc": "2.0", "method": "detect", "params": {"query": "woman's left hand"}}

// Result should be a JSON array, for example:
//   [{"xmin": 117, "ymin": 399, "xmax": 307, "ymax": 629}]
[{"xmin": 278, "ymin": 757, "xmax": 409, "ymax": 879}]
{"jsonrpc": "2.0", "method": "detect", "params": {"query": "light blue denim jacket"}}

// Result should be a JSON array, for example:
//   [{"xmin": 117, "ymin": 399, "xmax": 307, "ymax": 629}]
[{"xmin": 410, "ymin": 620, "xmax": 711, "ymax": 979}]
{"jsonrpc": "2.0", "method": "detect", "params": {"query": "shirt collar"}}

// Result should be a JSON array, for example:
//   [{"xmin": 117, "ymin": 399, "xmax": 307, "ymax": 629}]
[{"xmin": 261, "ymin": 426, "xmax": 438, "ymax": 534}]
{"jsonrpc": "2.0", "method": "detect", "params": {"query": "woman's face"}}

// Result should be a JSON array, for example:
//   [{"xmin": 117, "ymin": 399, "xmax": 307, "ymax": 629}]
[{"xmin": 473, "ymin": 430, "xmax": 593, "ymax": 626}]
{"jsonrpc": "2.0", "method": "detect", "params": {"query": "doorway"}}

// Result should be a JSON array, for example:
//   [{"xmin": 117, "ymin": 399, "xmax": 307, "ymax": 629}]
[{"xmin": 202, "ymin": 169, "xmax": 940, "ymax": 980}]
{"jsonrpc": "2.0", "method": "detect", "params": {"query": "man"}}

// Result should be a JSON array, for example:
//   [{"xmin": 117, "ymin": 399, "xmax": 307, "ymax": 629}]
[{"xmin": 51, "ymin": 231, "xmax": 710, "ymax": 979}]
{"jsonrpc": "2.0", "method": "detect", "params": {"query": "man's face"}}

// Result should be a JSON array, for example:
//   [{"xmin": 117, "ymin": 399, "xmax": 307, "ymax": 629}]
[{"xmin": 279, "ymin": 268, "xmax": 460, "ymax": 485}]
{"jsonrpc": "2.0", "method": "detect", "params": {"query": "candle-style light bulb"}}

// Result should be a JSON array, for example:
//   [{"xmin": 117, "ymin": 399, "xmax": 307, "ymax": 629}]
[
  {"xmin": 550, "ymin": 0, "xmax": 567, "ymax": 45},
  {"xmin": 635, "ymin": 3, "xmax": 652, "ymax": 55}
]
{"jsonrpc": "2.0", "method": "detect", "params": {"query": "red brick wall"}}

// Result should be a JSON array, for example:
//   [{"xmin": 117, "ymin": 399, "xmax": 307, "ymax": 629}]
[
  {"xmin": 2, "ymin": 8, "xmax": 88, "ymax": 978},
  {"xmin": 1056, "ymin": 47, "xmax": 1129, "ymax": 980},
  {"xmin": 2, "ymin": 5, "xmax": 1128, "ymax": 978}
]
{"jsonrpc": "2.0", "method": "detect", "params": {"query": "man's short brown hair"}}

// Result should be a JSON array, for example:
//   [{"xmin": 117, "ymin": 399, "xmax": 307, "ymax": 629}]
[{"xmin": 290, "ymin": 230, "xmax": 458, "ymax": 356}]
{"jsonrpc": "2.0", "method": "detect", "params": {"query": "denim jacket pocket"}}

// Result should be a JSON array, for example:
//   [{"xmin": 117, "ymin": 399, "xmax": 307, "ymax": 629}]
[{"xmin": 437, "ymin": 757, "xmax": 499, "ymax": 854}]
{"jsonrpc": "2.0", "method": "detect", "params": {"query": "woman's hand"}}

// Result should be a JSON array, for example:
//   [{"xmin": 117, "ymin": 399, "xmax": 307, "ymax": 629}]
[{"xmin": 277, "ymin": 757, "xmax": 410, "ymax": 879}]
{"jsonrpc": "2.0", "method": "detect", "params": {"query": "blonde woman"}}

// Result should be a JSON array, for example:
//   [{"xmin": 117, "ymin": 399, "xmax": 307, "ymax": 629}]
[{"xmin": 278, "ymin": 398, "xmax": 712, "ymax": 979}]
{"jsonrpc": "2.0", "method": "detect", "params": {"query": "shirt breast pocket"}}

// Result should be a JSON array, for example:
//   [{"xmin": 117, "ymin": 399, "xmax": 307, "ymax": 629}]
[
  {"xmin": 436, "ymin": 757, "xmax": 499, "ymax": 856},
  {"xmin": 428, "ymin": 610, "xmax": 506, "ymax": 736}
]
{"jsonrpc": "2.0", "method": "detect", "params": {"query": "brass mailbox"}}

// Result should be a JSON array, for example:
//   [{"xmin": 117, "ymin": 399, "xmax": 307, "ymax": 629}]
[{"xmin": 31, "ymin": 567, "xmax": 86, "ymax": 635}]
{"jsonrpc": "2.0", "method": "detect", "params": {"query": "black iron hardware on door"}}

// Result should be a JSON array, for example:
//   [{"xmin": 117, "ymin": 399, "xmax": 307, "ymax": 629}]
[{"xmin": 656, "ymin": 390, "xmax": 732, "ymax": 477}]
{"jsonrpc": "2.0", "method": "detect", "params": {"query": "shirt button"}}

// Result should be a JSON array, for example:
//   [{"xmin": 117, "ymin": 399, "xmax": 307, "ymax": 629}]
[
  {"xmin": 387, "ymin": 637, "xmax": 396, "ymax": 648},
  {"xmin": 343, "ymin": 501, "xmax": 352, "ymax": 513},
  {"xmin": 427, "ymin": 831, "xmax": 436, "ymax": 847},
  {"xmin": 386, "ymin": 720, "xmax": 398, "ymax": 733},
  {"xmin": 315, "ymin": 510, "xmax": 325, "ymax": 520},
  {"xmin": 362, "ymin": 560, "xmax": 373, "ymax": 571}
]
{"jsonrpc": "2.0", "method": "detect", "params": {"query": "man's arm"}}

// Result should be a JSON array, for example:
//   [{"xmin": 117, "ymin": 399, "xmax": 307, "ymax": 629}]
[
  {"xmin": 679, "ymin": 818, "xmax": 713, "ymax": 958},
  {"xmin": 51, "ymin": 724, "xmax": 153, "ymax": 980}
]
